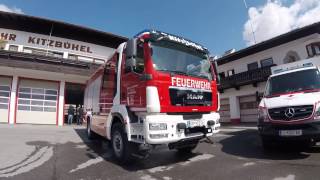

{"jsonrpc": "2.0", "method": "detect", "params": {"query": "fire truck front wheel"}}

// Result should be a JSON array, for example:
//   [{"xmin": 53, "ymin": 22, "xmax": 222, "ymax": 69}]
[{"xmin": 111, "ymin": 123, "xmax": 135, "ymax": 163}]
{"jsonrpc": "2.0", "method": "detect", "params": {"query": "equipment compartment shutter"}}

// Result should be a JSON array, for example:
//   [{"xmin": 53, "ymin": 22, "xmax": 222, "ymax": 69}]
[
  {"xmin": 239, "ymin": 95, "xmax": 258, "ymax": 122},
  {"xmin": 0, "ymin": 77, "xmax": 11, "ymax": 123},
  {"xmin": 16, "ymin": 79, "xmax": 59, "ymax": 124},
  {"xmin": 219, "ymin": 98, "xmax": 230, "ymax": 122}
]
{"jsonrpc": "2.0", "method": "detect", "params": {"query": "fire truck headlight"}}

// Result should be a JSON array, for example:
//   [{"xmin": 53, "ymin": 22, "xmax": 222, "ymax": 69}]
[{"xmin": 149, "ymin": 123, "xmax": 167, "ymax": 131}]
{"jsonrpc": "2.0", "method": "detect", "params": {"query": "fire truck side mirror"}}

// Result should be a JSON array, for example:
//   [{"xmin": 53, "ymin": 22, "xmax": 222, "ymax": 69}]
[
  {"xmin": 212, "ymin": 60, "xmax": 220, "ymax": 84},
  {"xmin": 125, "ymin": 39, "xmax": 137, "ymax": 59},
  {"xmin": 125, "ymin": 58, "xmax": 137, "ymax": 73},
  {"xmin": 125, "ymin": 39, "xmax": 137, "ymax": 73}
]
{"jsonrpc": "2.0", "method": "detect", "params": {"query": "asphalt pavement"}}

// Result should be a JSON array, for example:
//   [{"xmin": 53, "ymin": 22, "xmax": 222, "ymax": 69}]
[{"xmin": 0, "ymin": 124, "xmax": 320, "ymax": 180}]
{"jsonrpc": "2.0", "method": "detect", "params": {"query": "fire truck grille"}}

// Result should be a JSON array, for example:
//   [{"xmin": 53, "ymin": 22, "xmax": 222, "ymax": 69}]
[
  {"xmin": 268, "ymin": 105, "xmax": 314, "ymax": 121},
  {"xmin": 169, "ymin": 88, "xmax": 212, "ymax": 106}
]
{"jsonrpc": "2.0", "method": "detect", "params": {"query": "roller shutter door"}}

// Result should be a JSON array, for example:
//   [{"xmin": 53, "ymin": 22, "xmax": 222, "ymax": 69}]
[
  {"xmin": 16, "ymin": 79, "xmax": 59, "ymax": 124},
  {"xmin": 0, "ymin": 77, "xmax": 11, "ymax": 123},
  {"xmin": 219, "ymin": 98, "xmax": 230, "ymax": 122},
  {"xmin": 239, "ymin": 95, "xmax": 259, "ymax": 122}
]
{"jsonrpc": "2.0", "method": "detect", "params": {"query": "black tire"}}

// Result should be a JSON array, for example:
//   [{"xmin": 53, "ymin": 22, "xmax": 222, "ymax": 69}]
[
  {"xmin": 111, "ymin": 123, "xmax": 135, "ymax": 163},
  {"xmin": 176, "ymin": 144, "xmax": 198, "ymax": 154},
  {"xmin": 261, "ymin": 137, "xmax": 274, "ymax": 151},
  {"xmin": 87, "ymin": 119, "xmax": 97, "ymax": 140}
]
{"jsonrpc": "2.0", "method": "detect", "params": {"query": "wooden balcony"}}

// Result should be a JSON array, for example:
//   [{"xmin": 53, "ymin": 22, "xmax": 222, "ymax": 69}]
[{"xmin": 218, "ymin": 65, "xmax": 275, "ymax": 91}]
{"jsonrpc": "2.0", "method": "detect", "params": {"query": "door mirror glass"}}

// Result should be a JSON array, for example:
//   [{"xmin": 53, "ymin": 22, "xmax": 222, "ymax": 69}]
[
  {"xmin": 125, "ymin": 39, "xmax": 145, "ymax": 74},
  {"xmin": 125, "ymin": 39, "xmax": 137, "ymax": 59},
  {"xmin": 125, "ymin": 38, "xmax": 137, "ymax": 72},
  {"xmin": 125, "ymin": 58, "xmax": 136, "ymax": 73},
  {"xmin": 212, "ymin": 60, "xmax": 220, "ymax": 84}
]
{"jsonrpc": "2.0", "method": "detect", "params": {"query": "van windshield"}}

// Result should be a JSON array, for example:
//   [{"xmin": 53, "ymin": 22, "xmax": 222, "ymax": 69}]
[{"xmin": 265, "ymin": 68, "xmax": 320, "ymax": 96}]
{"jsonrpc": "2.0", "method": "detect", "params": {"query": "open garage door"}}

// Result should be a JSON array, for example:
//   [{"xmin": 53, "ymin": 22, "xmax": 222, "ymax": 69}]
[
  {"xmin": 16, "ymin": 79, "xmax": 59, "ymax": 124},
  {"xmin": 0, "ymin": 77, "xmax": 11, "ymax": 123},
  {"xmin": 219, "ymin": 98, "xmax": 230, "ymax": 122},
  {"xmin": 64, "ymin": 83, "xmax": 85, "ymax": 124},
  {"xmin": 239, "ymin": 95, "xmax": 259, "ymax": 122}
]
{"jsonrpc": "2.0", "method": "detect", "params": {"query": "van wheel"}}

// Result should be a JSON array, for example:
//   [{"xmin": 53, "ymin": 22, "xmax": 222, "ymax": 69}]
[
  {"xmin": 87, "ymin": 119, "xmax": 97, "ymax": 140},
  {"xmin": 261, "ymin": 137, "xmax": 274, "ymax": 151},
  {"xmin": 111, "ymin": 123, "xmax": 134, "ymax": 163},
  {"xmin": 176, "ymin": 144, "xmax": 198, "ymax": 154}
]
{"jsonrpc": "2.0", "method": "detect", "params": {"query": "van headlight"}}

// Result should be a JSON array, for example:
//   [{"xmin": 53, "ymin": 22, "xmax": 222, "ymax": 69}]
[
  {"xmin": 149, "ymin": 123, "xmax": 167, "ymax": 131},
  {"xmin": 314, "ymin": 102, "xmax": 320, "ymax": 120},
  {"xmin": 258, "ymin": 106, "xmax": 269, "ymax": 122}
]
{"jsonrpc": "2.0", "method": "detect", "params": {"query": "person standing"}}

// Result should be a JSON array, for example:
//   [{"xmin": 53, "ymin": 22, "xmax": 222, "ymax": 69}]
[
  {"xmin": 77, "ymin": 105, "xmax": 84, "ymax": 125},
  {"xmin": 67, "ymin": 105, "xmax": 75, "ymax": 125}
]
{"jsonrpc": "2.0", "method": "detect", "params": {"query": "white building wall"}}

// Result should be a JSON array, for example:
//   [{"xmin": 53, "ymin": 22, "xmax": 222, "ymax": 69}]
[
  {"xmin": 58, "ymin": 81, "xmax": 65, "ymax": 126},
  {"xmin": 1, "ymin": 66, "xmax": 88, "ymax": 125},
  {"xmin": 229, "ymin": 96, "xmax": 240, "ymax": 122},
  {"xmin": 8, "ymin": 76, "xmax": 18, "ymax": 124},
  {"xmin": 0, "ymin": 28, "xmax": 115, "ymax": 61},
  {"xmin": 0, "ymin": 27, "xmax": 119, "ymax": 126},
  {"xmin": 218, "ymin": 34, "xmax": 320, "ymax": 75}
]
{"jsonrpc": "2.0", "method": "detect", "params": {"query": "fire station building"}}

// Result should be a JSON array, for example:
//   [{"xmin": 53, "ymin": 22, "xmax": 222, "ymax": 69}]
[
  {"xmin": 217, "ymin": 22, "xmax": 320, "ymax": 123},
  {"xmin": 0, "ymin": 11, "xmax": 127, "ymax": 125}
]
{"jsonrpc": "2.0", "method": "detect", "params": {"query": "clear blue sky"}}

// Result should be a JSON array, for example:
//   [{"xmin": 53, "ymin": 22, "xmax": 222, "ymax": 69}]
[{"xmin": 1, "ymin": 0, "xmax": 267, "ymax": 55}]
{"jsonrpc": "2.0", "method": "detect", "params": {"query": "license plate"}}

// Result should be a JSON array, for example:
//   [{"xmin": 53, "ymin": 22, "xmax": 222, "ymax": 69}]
[
  {"xmin": 279, "ymin": 130, "xmax": 302, "ymax": 137},
  {"xmin": 186, "ymin": 120, "xmax": 201, "ymax": 128}
]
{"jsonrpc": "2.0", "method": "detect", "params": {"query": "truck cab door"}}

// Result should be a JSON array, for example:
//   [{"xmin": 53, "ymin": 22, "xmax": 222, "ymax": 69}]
[
  {"xmin": 92, "ymin": 53, "xmax": 118, "ymax": 136},
  {"xmin": 120, "ymin": 41, "xmax": 146, "ymax": 110}
]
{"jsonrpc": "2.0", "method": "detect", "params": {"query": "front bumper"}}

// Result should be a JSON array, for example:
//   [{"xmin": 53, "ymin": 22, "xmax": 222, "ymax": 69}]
[
  {"xmin": 258, "ymin": 121, "xmax": 320, "ymax": 141},
  {"xmin": 144, "ymin": 112, "xmax": 220, "ymax": 144}
]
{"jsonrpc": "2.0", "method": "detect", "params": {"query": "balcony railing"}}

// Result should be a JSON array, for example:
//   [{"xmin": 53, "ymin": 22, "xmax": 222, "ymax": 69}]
[
  {"xmin": 0, "ymin": 49, "xmax": 99, "ymax": 69},
  {"xmin": 0, "ymin": 49, "xmax": 102, "ymax": 76},
  {"xmin": 219, "ymin": 65, "xmax": 275, "ymax": 90}
]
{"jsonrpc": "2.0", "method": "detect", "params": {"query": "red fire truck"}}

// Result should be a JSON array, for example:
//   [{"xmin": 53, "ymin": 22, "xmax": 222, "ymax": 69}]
[{"xmin": 84, "ymin": 30, "xmax": 220, "ymax": 162}]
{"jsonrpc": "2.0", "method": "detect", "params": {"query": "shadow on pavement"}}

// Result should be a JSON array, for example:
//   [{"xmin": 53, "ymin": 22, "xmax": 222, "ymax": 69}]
[
  {"xmin": 220, "ymin": 129, "xmax": 320, "ymax": 160},
  {"xmin": 74, "ymin": 128, "xmax": 202, "ymax": 171}
]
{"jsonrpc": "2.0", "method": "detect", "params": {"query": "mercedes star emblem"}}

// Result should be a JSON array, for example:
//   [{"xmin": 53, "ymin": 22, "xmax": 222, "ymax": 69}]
[{"xmin": 285, "ymin": 108, "xmax": 295, "ymax": 118}]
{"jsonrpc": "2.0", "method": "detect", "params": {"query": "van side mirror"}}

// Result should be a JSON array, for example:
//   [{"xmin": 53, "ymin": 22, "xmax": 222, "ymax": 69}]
[{"xmin": 125, "ymin": 39, "xmax": 137, "ymax": 72}]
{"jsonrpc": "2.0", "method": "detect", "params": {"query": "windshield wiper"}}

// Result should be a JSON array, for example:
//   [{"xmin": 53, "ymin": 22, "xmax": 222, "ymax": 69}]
[
  {"xmin": 159, "ymin": 70, "xmax": 188, "ymax": 76},
  {"xmin": 170, "ymin": 70, "xmax": 189, "ymax": 76},
  {"xmin": 302, "ymin": 88, "xmax": 320, "ymax": 93},
  {"xmin": 159, "ymin": 70, "xmax": 210, "ymax": 80}
]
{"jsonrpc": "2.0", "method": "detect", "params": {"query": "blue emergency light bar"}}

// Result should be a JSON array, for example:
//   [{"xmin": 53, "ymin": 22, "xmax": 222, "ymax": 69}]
[
  {"xmin": 134, "ymin": 29, "xmax": 208, "ymax": 53},
  {"xmin": 272, "ymin": 62, "xmax": 314, "ymax": 74}
]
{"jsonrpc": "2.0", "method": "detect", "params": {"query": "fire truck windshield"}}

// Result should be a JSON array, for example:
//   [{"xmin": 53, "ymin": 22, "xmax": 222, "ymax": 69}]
[
  {"xmin": 265, "ymin": 68, "xmax": 320, "ymax": 96},
  {"xmin": 150, "ymin": 41, "xmax": 212, "ymax": 80}
]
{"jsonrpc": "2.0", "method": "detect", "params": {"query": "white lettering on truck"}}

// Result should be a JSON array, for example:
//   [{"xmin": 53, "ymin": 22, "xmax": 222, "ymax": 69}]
[{"xmin": 171, "ymin": 77, "xmax": 211, "ymax": 90}]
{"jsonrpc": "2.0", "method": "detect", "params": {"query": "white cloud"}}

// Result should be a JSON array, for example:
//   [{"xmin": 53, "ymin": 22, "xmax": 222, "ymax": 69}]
[
  {"xmin": 243, "ymin": 0, "xmax": 320, "ymax": 46},
  {"xmin": 0, "ymin": 4, "xmax": 23, "ymax": 14}
]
